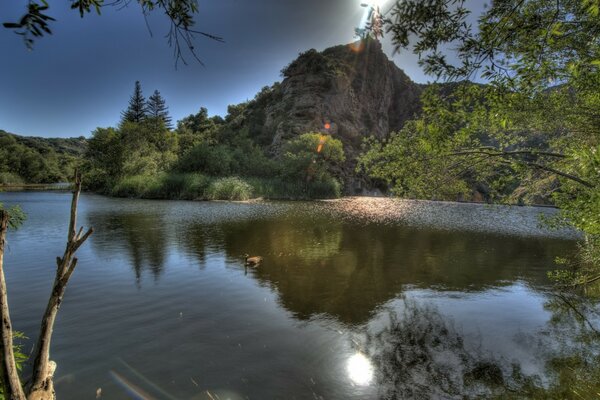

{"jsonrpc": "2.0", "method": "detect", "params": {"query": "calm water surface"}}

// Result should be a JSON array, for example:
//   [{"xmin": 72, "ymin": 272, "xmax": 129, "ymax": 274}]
[{"xmin": 0, "ymin": 192, "xmax": 581, "ymax": 399}]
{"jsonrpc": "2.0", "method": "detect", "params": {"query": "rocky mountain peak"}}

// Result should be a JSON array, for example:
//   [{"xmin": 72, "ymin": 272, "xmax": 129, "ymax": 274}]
[{"xmin": 260, "ymin": 38, "xmax": 422, "ymax": 154}]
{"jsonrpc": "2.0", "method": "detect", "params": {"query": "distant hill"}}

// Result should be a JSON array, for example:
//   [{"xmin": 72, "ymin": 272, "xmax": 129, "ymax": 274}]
[
  {"xmin": 0, "ymin": 130, "xmax": 86, "ymax": 184},
  {"xmin": 0, "ymin": 130, "xmax": 87, "ymax": 156}
]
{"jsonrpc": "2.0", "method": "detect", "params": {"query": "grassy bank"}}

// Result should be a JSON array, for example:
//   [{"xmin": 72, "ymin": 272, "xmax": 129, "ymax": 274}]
[{"xmin": 108, "ymin": 173, "xmax": 341, "ymax": 201}]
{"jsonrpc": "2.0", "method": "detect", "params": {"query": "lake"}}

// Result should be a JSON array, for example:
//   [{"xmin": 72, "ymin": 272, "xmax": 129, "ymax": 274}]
[{"xmin": 0, "ymin": 192, "xmax": 585, "ymax": 399}]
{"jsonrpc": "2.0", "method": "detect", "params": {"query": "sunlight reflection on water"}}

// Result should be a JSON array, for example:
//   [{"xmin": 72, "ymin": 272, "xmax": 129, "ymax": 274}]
[{"xmin": 347, "ymin": 352, "xmax": 374, "ymax": 386}]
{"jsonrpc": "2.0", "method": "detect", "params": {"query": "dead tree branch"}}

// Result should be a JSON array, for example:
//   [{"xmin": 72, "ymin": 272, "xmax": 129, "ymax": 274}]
[{"xmin": 27, "ymin": 172, "xmax": 93, "ymax": 400}]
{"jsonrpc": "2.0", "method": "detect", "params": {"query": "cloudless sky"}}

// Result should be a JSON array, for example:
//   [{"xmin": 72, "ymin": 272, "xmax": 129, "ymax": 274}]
[{"xmin": 0, "ymin": 0, "xmax": 485, "ymax": 138}]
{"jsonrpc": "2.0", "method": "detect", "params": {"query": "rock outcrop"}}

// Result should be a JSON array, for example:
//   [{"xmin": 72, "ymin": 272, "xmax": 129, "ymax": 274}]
[
  {"xmin": 231, "ymin": 38, "xmax": 422, "ymax": 193},
  {"xmin": 262, "ymin": 39, "xmax": 422, "ymax": 155}
]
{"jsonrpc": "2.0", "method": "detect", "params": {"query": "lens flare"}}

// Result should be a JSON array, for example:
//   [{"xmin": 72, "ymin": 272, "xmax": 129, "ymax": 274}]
[
  {"xmin": 363, "ymin": 0, "xmax": 387, "ymax": 7},
  {"xmin": 347, "ymin": 352, "xmax": 374, "ymax": 386},
  {"xmin": 317, "ymin": 135, "xmax": 327, "ymax": 153},
  {"xmin": 109, "ymin": 370, "xmax": 156, "ymax": 400}
]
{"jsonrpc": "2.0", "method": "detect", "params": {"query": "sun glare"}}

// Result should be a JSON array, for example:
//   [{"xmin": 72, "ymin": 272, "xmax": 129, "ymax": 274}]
[
  {"xmin": 347, "ymin": 353, "xmax": 374, "ymax": 386},
  {"xmin": 362, "ymin": 0, "xmax": 387, "ymax": 8}
]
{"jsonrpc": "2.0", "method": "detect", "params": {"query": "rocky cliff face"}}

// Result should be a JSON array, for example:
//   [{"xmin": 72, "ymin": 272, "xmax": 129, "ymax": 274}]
[
  {"xmin": 230, "ymin": 39, "xmax": 423, "ymax": 192},
  {"xmin": 261, "ymin": 39, "xmax": 422, "ymax": 155}
]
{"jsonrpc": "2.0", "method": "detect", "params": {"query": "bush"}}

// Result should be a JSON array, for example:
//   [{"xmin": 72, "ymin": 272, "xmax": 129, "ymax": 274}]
[
  {"xmin": 156, "ymin": 173, "xmax": 211, "ymax": 200},
  {"xmin": 206, "ymin": 177, "xmax": 253, "ymax": 201},
  {"xmin": 307, "ymin": 177, "xmax": 342, "ymax": 199},
  {"xmin": 177, "ymin": 142, "xmax": 235, "ymax": 176},
  {"xmin": 110, "ymin": 173, "xmax": 212, "ymax": 200},
  {"xmin": 247, "ymin": 177, "xmax": 342, "ymax": 200},
  {"xmin": 111, "ymin": 175, "xmax": 162, "ymax": 198},
  {"xmin": 0, "ymin": 172, "xmax": 24, "ymax": 185}
]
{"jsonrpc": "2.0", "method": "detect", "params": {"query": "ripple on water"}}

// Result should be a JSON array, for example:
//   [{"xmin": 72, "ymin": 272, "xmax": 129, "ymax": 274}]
[{"xmin": 320, "ymin": 197, "xmax": 580, "ymax": 239}]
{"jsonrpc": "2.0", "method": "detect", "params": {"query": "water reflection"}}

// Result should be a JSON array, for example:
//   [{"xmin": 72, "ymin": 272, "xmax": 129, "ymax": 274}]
[
  {"xmin": 211, "ymin": 218, "xmax": 572, "ymax": 324},
  {"xmin": 347, "ymin": 353, "xmax": 374, "ymax": 386},
  {"xmin": 362, "ymin": 297, "xmax": 600, "ymax": 398},
  {"xmin": 2, "ymin": 192, "xmax": 589, "ymax": 399},
  {"xmin": 88, "ymin": 203, "xmax": 575, "ymax": 323},
  {"xmin": 88, "ymin": 212, "xmax": 168, "ymax": 283}
]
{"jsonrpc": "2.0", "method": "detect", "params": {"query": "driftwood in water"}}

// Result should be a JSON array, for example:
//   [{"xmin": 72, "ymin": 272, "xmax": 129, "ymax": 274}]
[{"xmin": 0, "ymin": 172, "xmax": 93, "ymax": 400}]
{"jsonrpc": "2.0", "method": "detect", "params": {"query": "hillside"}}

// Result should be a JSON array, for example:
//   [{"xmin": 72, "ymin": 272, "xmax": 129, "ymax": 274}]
[
  {"xmin": 0, "ymin": 130, "xmax": 85, "ymax": 184},
  {"xmin": 0, "ymin": 130, "xmax": 87, "ymax": 156},
  {"xmin": 225, "ymin": 38, "xmax": 423, "ymax": 192}
]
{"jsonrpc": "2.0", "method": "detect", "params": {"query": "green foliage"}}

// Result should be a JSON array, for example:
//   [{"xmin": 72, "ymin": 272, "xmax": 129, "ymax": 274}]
[
  {"xmin": 146, "ymin": 90, "xmax": 172, "ymax": 129},
  {"xmin": 177, "ymin": 107, "xmax": 222, "ymax": 136},
  {"xmin": 110, "ymin": 173, "xmax": 212, "ymax": 200},
  {"xmin": 0, "ymin": 203, "xmax": 26, "ymax": 229},
  {"xmin": 386, "ymin": 0, "xmax": 600, "ymax": 89},
  {"xmin": 281, "ymin": 49, "xmax": 349, "ymax": 81},
  {"xmin": 0, "ymin": 173, "xmax": 24, "ymax": 185},
  {"xmin": 205, "ymin": 177, "xmax": 253, "ymax": 201},
  {"xmin": 177, "ymin": 142, "xmax": 236, "ymax": 176},
  {"xmin": 152, "ymin": 172, "xmax": 211, "ymax": 200},
  {"xmin": 121, "ymin": 81, "xmax": 147, "ymax": 124},
  {"xmin": 0, "ymin": 131, "xmax": 78, "ymax": 184},
  {"xmin": 375, "ymin": 0, "xmax": 600, "ymax": 284},
  {"xmin": 2, "ymin": 0, "xmax": 55, "ymax": 48},
  {"xmin": 84, "ymin": 120, "xmax": 178, "ymax": 189},
  {"xmin": 0, "ymin": 332, "xmax": 28, "ymax": 400},
  {"xmin": 281, "ymin": 132, "xmax": 345, "ymax": 181},
  {"xmin": 110, "ymin": 174, "xmax": 162, "ymax": 198},
  {"xmin": 246, "ymin": 176, "xmax": 341, "ymax": 200},
  {"xmin": 12, "ymin": 332, "xmax": 27, "ymax": 372}
]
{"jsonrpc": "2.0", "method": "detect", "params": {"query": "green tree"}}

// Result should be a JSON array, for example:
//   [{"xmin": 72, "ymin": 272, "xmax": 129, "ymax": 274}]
[
  {"xmin": 121, "ymin": 81, "xmax": 147, "ymax": 124},
  {"xmin": 363, "ymin": 0, "xmax": 600, "ymax": 284},
  {"xmin": 0, "ymin": 131, "xmax": 75, "ymax": 184},
  {"xmin": 177, "ymin": 107, "xmax": 222, "ymax": 136},
  {"xmin": 147, "ymin": 90, "xmax": 172, "ymax": 129},
  {"xmin": 85, "ymin": 120, "xmax": 178, "ymax": 191},
  {"xmin": 281, "ymin": 133, "xmax": 345, "ymax": 183},
  {"xmin": 176, "ymin": 107, "xmax": 224, "ymax": 155}
]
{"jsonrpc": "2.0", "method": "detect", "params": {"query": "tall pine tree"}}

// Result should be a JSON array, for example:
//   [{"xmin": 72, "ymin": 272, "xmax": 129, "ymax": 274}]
[
  {"xmin": 146, "ymin": 89, "xmax": 172, "ymax": 129},
  {"xmin": 121, "ymin": 81, "xmax": 147, "ymax": 124}
]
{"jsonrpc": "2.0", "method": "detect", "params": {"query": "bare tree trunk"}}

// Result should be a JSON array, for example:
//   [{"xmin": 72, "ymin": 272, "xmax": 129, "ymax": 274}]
[
  {"xmin": 27, "ymin": 174, "xmax": 93, "ymax": 400},
  {"xmin": 0, "ymin": 211, "xmax": 27, "ymax": 400}
]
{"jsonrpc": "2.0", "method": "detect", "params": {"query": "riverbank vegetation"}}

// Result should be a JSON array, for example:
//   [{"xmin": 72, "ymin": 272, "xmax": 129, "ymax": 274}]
[{"xmin": 81, "ymin": 82, "xmax": 345, "ymax": 200}]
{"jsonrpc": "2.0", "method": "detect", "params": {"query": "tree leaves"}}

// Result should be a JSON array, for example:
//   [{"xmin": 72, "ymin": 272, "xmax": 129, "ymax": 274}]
[
  {"xmin": 70, "ymin": 0, "xmax": 104, "ymax": 17},
  {"xmin": 0, "ymin": 203, "xmax": 26, "ymax": 230},
  {"xmin": 2, "ymin": 0, "xmax": 55, "ymax": 48}
]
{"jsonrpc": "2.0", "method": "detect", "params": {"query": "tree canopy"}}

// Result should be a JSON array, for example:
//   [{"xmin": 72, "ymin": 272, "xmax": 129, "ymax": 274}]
[{"xmin": 359, "ymin": 0, "xmax": 600, "ymax": 285}]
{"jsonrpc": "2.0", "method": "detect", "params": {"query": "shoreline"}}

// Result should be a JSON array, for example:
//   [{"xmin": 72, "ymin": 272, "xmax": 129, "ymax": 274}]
[{"xmin": 0, "ymin": 186, "xmax": 559, "ymax": 209}]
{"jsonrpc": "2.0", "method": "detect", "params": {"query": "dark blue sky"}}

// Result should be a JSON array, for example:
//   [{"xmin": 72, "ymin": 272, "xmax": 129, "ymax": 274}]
[{"xmin": 1, "ymin": 1, "xmax": 483, "ymax": 138}]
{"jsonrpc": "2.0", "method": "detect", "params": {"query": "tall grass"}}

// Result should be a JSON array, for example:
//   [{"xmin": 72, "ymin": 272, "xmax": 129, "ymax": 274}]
[
  {"xmin": 111, "ymin": 174, "xmax": 163, "ymax": 198},
  {"xmin": 247, "ymin": 177, "xmax": 341, "ymax": 199},
  {"xmin": 109, "ymin": 173, "xmax": 341, "ymax": 201},
  {"xmin": 205, "ymin": 177, "xmax": 253, "ymax": 201}
]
